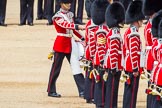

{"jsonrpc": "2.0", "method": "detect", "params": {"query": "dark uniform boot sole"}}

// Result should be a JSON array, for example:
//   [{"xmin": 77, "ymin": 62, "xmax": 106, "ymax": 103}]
[{"xmin": 48, "ymin": 92, "xmax": 61, "ymax": 98}]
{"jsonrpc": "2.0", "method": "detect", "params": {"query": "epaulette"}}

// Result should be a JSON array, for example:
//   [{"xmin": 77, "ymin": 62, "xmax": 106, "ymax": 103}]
[
  {"xmin": 52, "ymin": 11, "xmax": 63, "ymax": 20},
  {"xmin": 95, "ymin": 25, "xmax": 108, "ymax": 35},
  {"xmin": 110, "ymin": 28, "xmax": 121, "ymax": 40},
  {"xmin": 129, "ymin": 26, "xmax": 140, "ymax": 38}
]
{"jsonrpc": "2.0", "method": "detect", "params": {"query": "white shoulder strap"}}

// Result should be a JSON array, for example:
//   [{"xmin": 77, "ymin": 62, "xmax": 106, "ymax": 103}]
[{"xmin": 128, "ymin": 26, "xmax": 140, "ymax": 38}]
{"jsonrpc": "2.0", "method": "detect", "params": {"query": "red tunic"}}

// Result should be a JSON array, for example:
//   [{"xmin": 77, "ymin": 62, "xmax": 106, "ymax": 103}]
[
  {"xmin": 151, "ymin": 39, "xmax": 160, "ymax": 83},
  {"xmin": 123, "ymin": 26, "xmax": 142, "ymax": 73},
  {"xmin": 153, "ymin": 43, "xmax": 162, "ymax": 86},
  {"xmin": 85, "ymin": 19, "xmax": 97, "ymax": 61},
  {"xmin": 52, "ymin": 9, "xmax": 83, "ymax": 53},
  {"xmin": 103, "ymin": 28, "xmax": 123, "ymax": 70},
  {"xmin": 93, "ymin": 25, "xmax": 109, "ymax": 66},
  {"xmin": 144, "ymin": 20, "xmax": 154, "ymax": 71}
]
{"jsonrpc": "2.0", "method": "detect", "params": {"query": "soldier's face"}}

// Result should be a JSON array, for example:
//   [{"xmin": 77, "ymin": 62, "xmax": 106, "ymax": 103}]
[
  {"xmin": 61, "ymin": 3, "xmax": 71, "ymax": 10},
  {"xmin": 138, "ymin": 20, "xmax": 143, "ymax": 27}
]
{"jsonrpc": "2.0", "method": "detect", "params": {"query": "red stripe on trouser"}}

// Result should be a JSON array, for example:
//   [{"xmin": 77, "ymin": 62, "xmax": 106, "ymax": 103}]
[
  {"xmin": 130, "ymin": 77, "xmax": 136, "ymax": 108},
  {"xmin": 47, "ymin": 53, "xmax": 58, "ymax": 92},
  {"xmin": 102, "ymin": 80, "xmax": 105, "ymax": 106},
  {"xmin": 110, "ymin": 77, "xmax": 115, "ymax": 108}
]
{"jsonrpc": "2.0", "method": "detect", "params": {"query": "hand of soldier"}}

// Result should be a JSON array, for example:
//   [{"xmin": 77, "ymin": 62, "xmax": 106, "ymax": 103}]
[
  {"xmin": 133, "ymin": 71, "xmax": 139, "ymax": 77},
  {"xmin": 48, "ymin": 51, "xmax": 54, "ymax": 60},
  {"xmin": 78, "ymin": 25, "xmax": 85, "ymax": 30},
  {"xmin": 103, "ymin": 72, "xmax": 108, "ymax": 82}
]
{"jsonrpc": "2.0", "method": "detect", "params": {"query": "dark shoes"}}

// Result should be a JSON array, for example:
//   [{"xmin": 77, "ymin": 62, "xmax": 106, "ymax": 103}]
[
  {"xmin": 36, "ymin": 16, "xmax": 47, "ymax": 20},
  {"xmin": 36, "ymin": 17, "xmax": 43, "ymax": 20},
  {"xmin": 0, "ymin": 22, "xmax": 7, "ymax": 27},
  {"xmin": 18, "ymin": 23, "xmax": 25, "ymax": 26},
  {"xmin": 86, "ymin": 99, "xmax": 94, "ymax": 104},
  {"xmin": 46, "ymin": 22, "xmax": 53, "ymax": 25},
  {"xmin": 28, "ymin": 23, "xmax": 33, "ymax": 26},
  {"xmin": 48, "ymin": 92, "xmax": 61, "ymax": 98},
  {"xmin": 18, "ymin": 23, "xmax": 33, "ymax": 26},
  {"xmin": 48, "ymin": 92, "xmax": 84, "ymax": 98},
  {"xmin": 79, "ymin": 91, "xmax": 84, "ymax": 98}
]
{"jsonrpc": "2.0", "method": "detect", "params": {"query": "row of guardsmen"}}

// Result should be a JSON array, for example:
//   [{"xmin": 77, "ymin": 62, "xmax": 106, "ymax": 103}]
[{"xmin": 80, "ymin": 0, "xmax": 162, "ymax": 108}]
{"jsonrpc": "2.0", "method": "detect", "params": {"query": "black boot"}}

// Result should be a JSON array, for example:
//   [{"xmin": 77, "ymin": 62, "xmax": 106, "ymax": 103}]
[{"xmin": 73, "ymin": 73, "xmax": 85, "ymax": 98}]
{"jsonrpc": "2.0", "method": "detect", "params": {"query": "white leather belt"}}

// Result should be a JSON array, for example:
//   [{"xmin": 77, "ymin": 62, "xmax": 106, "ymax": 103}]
[
  {"xmin": 57, "ymin": 33, "xmax": 72, "ymax": 37},
  {"xmin": 126, "ymin": 50, "xmax": 140, "ymax": 54},
  {"xmin": 126, "ymin": 50, "xmax": 129, "ymax": 54},
  {"xmin": 154, "ymin": 61, "xmax": 158, "ymax": 65},
  {"xmin": 146, "ymin": 46, "xmax": 152, "ymax": 50},
  {"xmin": 118, "ymin": 51, "xmax": 122, "ymax": 54}
]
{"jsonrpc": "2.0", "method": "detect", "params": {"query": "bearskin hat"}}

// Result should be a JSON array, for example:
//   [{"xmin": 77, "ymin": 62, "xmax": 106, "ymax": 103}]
[
  {"xmin": 105, "ymin": 2, "xmax": 125, "ymax": 28},
  {"xmin": 143, "ymin": 0, "xmax": 162, "ymax": 16},
  {"xmin": 120, "ymin": 0, "xmax": 132, "ymax": 10},
  {"xmin": 59, "ymin": 0, "xmax": 73, "ymax": 3},
  {"xmin": 152, "ymin": 10, "xmax": 162, "ymax": 38},
  {"xmin": 91, "ymin": 0, "xmax": 110, "ymax": 25},
  {"xmin": 158, "ymin": 19, "xmax": 162, "ymax": 39},
  {"xmin": 125, "ymin": 0, "xmax": 145, "ymax": 24}
]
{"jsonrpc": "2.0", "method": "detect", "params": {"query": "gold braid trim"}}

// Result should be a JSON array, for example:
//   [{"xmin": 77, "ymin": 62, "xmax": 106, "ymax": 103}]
[{"xmin": 97, "ymin": 37, "xmax": 106, "ymax": 44}]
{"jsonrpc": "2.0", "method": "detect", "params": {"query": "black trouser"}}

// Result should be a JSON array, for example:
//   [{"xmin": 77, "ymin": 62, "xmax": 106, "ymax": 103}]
[
  {"xmin": 152, "ymin": 95, "xmax": 162, "ymax": 108},
  {"xmin": 20, "ymin": 0, "xmax": 34, "ymax": 24},
  {"xmin": 46, "ymin": 0, "xmax": 54, "ymax": 23},
  {"xmin": 152, "ymin": 85, "xmax": 162, "ymax": 108},
  {"xmin": 0, "ymin": 0, "xmax": 7, "ymax": 23},
  {"xmin": 54, "ymin": 0, "xmax": 60, "ymax": 13},
  {"xmin": 94, "ymin": 67, "xmax": 106, "ymax": 107},
  {"xmin": 104, "ymin": 70, "xmax": 121, "ymax": 108},
  {"xmin": 84, "ymin": 63, "xmax": 95, "ymax": 101},
  {"xmin": 123, "ymin": 71, "xmax": 140, "ymax": 108},
  {"xmin": 70, "ymin": 0, "xmax": 76, "ymax": 18},
  {"xmin": 85, "ymin": 0, "xmax": 93, "ymax": 18},
  {"xmin": 37, "ymin": 0, "xmax": 47, "ymax": 19},
  {"xmin": 47, "ymin": 52, "xmax": 71, "ymax": 93},
  {"xmin": 70, "ymin": 0, "xmax": 84, "ymax": 21}
]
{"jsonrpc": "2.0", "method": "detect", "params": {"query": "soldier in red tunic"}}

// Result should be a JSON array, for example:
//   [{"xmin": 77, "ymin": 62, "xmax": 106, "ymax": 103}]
[
  {"xmin": 103, "ymin": 2, "xmax": 125, "ymax": 108},
  {"xmin": 143, "ymin": 0, "xmax": 160, "ymax": 72},
  {"xmin": 90, "ymin": 0, "xmax": 110, "ymax": 107},
  {"xmin": 142, "ymin": 0, "xmax": 162, "ymax": 108},
  {"xmin": 150, "ymin": 10, "xmax": 162, "ymax": 108},
  {"xmin": 47, "ymin": 0, "xmax": 85, "ymax": 98},
  {"xmin": 84, "ymin": 19, "xmax": 97, "ymax": 103},
  {"xmin": 122, "ymin": 1, "xmax": 145, "ymax": 108}
]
